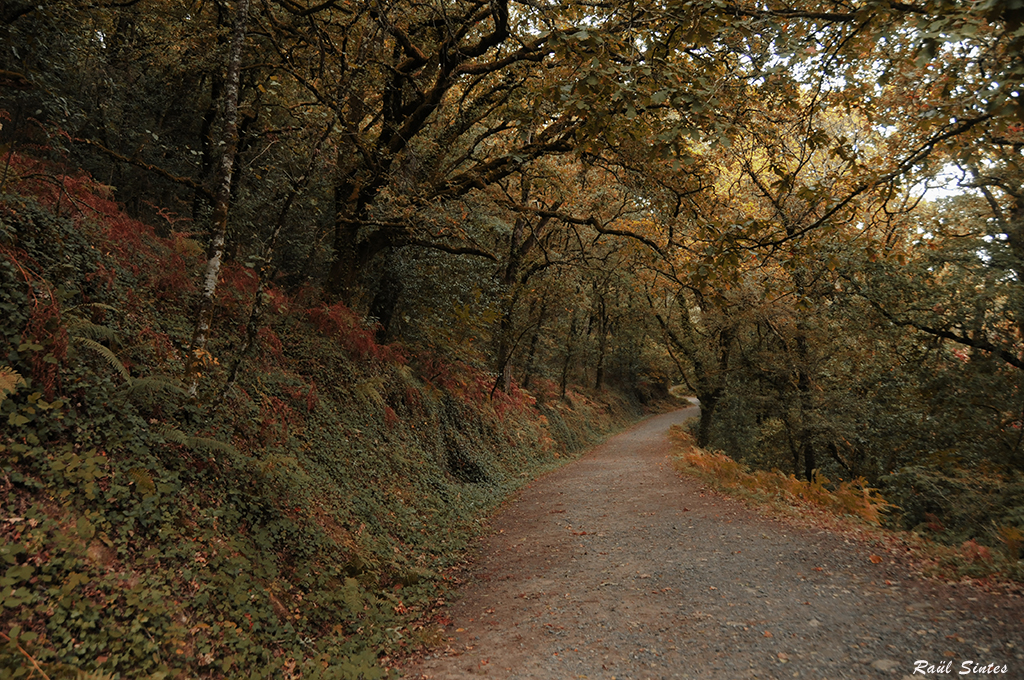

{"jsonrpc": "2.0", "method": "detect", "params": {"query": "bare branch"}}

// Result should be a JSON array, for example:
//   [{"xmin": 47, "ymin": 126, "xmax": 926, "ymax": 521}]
[{"xmin": 74, "ymin": 137, "xmax": 213, "ymax": 200}]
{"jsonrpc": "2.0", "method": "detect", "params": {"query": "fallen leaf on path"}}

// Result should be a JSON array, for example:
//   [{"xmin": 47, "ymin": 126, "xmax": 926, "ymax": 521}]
[
  {"xmin": 763, "ymin": 631, "xmax": 773, "ymax": 638},
  {"xmin": 869, "ymin": 554, "xmax": 883, "ymax": 564}
]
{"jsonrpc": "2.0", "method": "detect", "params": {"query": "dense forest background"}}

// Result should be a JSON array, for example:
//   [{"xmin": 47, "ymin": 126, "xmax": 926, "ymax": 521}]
[{"xmin": 1, "ymin": 0, "xmax": 1023, "ymax": 676}]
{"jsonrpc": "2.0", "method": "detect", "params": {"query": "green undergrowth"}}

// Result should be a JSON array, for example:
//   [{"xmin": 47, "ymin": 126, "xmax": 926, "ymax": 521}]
[
  {"xmin": 670, "ymin": 425, "xmax": 892, "ymax": 525},
  {"xmin": 0, "ymin": 155, "xmax": 648, "ymax": 678},
  {"xmin": 879, "ymin": 465, "xmax": 1024, "ymax": 582},
  {"xmin": 670, "ymin": 425, "xmax": 1024, "ymax": 583}
]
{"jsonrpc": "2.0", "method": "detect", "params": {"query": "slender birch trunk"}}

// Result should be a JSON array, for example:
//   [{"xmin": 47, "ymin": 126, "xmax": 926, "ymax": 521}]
[{"xmin": 187, "ymin": 0, "xmax": 249, "ymax": 397}]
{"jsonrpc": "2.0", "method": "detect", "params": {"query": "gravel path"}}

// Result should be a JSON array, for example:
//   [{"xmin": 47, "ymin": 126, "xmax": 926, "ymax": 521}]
[{"xmin": 401, "ymin": 408, "xmax": 1024, "ymax": 679}]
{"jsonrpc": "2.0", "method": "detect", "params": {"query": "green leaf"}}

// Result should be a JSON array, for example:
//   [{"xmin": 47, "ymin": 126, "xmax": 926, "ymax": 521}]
[
  {"xmin": 76, "ymin": 516, "xmax": 95, "ymax": 540},
  {"xmin": 7, "ymin": 413, "xmax": 29, "ymax": 427}
]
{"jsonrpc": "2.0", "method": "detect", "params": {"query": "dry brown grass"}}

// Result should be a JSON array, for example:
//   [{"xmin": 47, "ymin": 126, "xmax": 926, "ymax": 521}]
[{"xmin": 669, "ymin": 425, "xmax": 891, "ymax": 525}]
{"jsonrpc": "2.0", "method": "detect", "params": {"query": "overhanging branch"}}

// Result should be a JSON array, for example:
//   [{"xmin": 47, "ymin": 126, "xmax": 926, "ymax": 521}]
[{"xmin": 75, "ymin": 137, "xmax": 213, "ymax": 200}]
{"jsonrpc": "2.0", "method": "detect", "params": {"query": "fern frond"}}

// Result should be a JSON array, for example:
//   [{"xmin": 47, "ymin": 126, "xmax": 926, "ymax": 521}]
[
  {"xmin": 126, "ymin": 467, "xmax": 156, "ymax": 495},
  {"xmin": 71, "ymin": 336, "xmax": 130, "ymax": 381},
  {"xmin": 66, "ymin": 318, "xmax": 118, "ymax": 343},
  {"xmin": 395, "ymin": 364, "xmax": 417, "ymax": 385},
  {"xmin": 156, "ymin": 424, "xmax": 188, "ymax": 446},
  {"xmin": 76, "ymin": 670, "xmax": 119, "ymax": 680},
  {"xmin": 354, "ymin": 377, "xmax": 386, "ymax": 407},
  {"xmin": 65, "ymin": 302, "xmax": 119, "ymax": 316},
  {"xmin": 184, "ymin": 436, "xmax": 237, "ymax": 455},
  {"xmin": 155, "ymin": 424, "xmax": 237, "ymax": 455},
  {"xmin": 122, "ymin": 375, "xmax": 188, "ymax": 400}
]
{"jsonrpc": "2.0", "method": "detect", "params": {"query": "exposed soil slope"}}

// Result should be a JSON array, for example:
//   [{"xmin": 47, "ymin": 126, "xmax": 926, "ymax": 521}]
[{"xmin": 401, "ymin": 408, "xmax": 1024, "ymax": 679}]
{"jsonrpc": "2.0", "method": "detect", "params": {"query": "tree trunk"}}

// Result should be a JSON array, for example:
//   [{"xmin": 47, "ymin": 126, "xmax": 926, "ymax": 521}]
[
  {"xmin": 803, "ymin": 441, "xmax": 816, "ymax": 482},
  {"xmin": 521, "ymin": 300, "xmax": 548, "ymax": 390},
  {"xmin": 593, "ymin": 296, "xmax": 609, "ymax": 390},
  {"xmin": 221, "ymin": 123, "xmax": 330, "ymax": 398},
  {"xmin": 187, "ymin": 0, "xmax": 249, "ymax": 397},
  {"xmin": 328, "ymin": 207, "xmax": 365, "ymax": 304},
  {"xmin": 695, "ymin": 390, "xmax": 719, "ymax": 448},
  {"xmin": 560, "ymin": 314, "xmax": 579, "ymax": 399},
  {"xmin": 328, "ymin": 195, "xmax": 393, "ymax": 307},
  {"xmin": 493, "ymin": 291, "xmax": 518, "ymax": 394},
  {"xmin": 368, "ymin": 259, "xmax": 402, "ymax": 341}
]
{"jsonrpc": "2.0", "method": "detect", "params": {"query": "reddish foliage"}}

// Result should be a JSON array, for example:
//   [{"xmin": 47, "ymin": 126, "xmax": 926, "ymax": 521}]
[
  {"xmin": 492, "ymin": 382, "xmax": 536, "ymax": 421},
  {"xmin": 123, "ymin": 288, "xmax": 144, "ymax": 316},
  {"xmin": 925, "ymin": 512, "xmax": 945, "ymax": 533},
  {"xmin": 0, "ymin": 234, "xmax": 67, "ymax": 399},
  {"xmin": 150, "ymin": 234, "xmax": 197, "ymax": 300},
  {"xmin": 529, "ymin": 377, "xmax": 562, "ymax": 404},
  {"xmin": 259, "ymin": 395, "xmax": 297, "ymax": 447},
  {"xmin": 415, "ymin": 352, "xmax": 533, "ymax": 417},
  {"xmin": 306, "ymin": 381, "xmax": 318, "ymax": 412},
  {"xmin": 24, "ymin": 295, "xmax": 67, "ymax": 400},
  {"xmin": 961, "ymin": 539, "xmax": 993, "ymax": 564},
  {"xmin": 305, "ymin": 302, "xmax": 405, "ymax": 364},
  {"xmin": 264, "ymin": 287, "xmax": 289, "ymax": 314},
  {"xmin": 384, "ymin": 405, "xmax": 399, "ymax": 429},
  {"xmin": 139, "ymin": 326, "xmax": 177, "ymax": 363},
  {"xmin": 84, "ymin": 262, "xmax": 117, "ymax": 293},
  {"xmin": 218, "ymin": 262, "xmax": 258, "ymax": 309},
  {"xmin": 291, "ymin": 282, "xmax": 323, "ymax": 307},
  {"xmin": 11, "ymin": 155, "xmax": 150, "ymax": 265},
  {"xmin": 257, "ymin": 327, "xmax": 284, "ymax": 360},
  {"xmin": 282, "ymin": 381, "xmax": 318, "ymax": 413},
  {"xmin": 8, "ymin": 151, "xmax": 199, "ymax": 300},
  {"xmin": 403, "ymin": 384, "xmax": 423, "ymax": 413},
  {"xmin": 416, "ymin": 353, "xmax": 461, "ymax": 393}
]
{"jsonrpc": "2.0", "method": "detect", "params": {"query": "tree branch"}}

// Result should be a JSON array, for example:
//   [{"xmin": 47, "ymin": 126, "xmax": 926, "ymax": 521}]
[
  {"xmin": 74, "ymin": 137, "xmax": 213, "ymax": 200},
  {"xmin": 404, "ymin": 239, "xmax": 498, "ymax": 260},
  {"xmin": 850, "ymin": 277, "xmax": 1024, "ymax": 371},
  {"xmin": 525, "ymin": 206, "xmax": 666, "ymax": 256}
]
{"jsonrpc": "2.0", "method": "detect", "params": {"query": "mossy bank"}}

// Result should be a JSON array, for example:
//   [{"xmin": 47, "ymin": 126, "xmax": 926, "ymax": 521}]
[{"xmin": 0, "ymin": 156, "xmax": 659, "ymax": 679}]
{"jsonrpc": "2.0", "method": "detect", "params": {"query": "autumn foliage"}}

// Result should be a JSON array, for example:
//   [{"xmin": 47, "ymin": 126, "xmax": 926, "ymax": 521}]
[
  {"xmin": 670, "ymin": 426, "xmax": 892, "ymax": 526},
  {"xmin": 0, "ymin": 146, "xmax": 649, "ymax": 678}
]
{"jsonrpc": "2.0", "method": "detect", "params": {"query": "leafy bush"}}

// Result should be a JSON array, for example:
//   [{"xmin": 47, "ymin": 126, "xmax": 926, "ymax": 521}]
[{"xmin": 880, "ymin": 465, "xmax": 1024, "ymax": 558}]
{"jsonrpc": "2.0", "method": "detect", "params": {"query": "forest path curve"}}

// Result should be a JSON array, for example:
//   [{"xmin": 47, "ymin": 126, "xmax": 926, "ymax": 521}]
[{"xmin": 400, "ymin": 408, "xmax": 1023, "ymax": 679}]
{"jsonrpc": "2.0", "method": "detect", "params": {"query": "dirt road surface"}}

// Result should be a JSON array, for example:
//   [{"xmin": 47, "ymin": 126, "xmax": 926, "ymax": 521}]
[{"xmin": 400, "ymin": 407, "xmax": 1024, "ymax": 679}]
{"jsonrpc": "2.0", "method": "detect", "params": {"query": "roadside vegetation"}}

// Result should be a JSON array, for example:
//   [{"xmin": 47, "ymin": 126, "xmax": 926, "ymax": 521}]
[
  {"xmin": 671, "ymin": 425, "xmax": 1024, "ymax": 585},
  {"xmin": 0, "ymin": 152, "xmax": 661, "ymax": 678}
]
